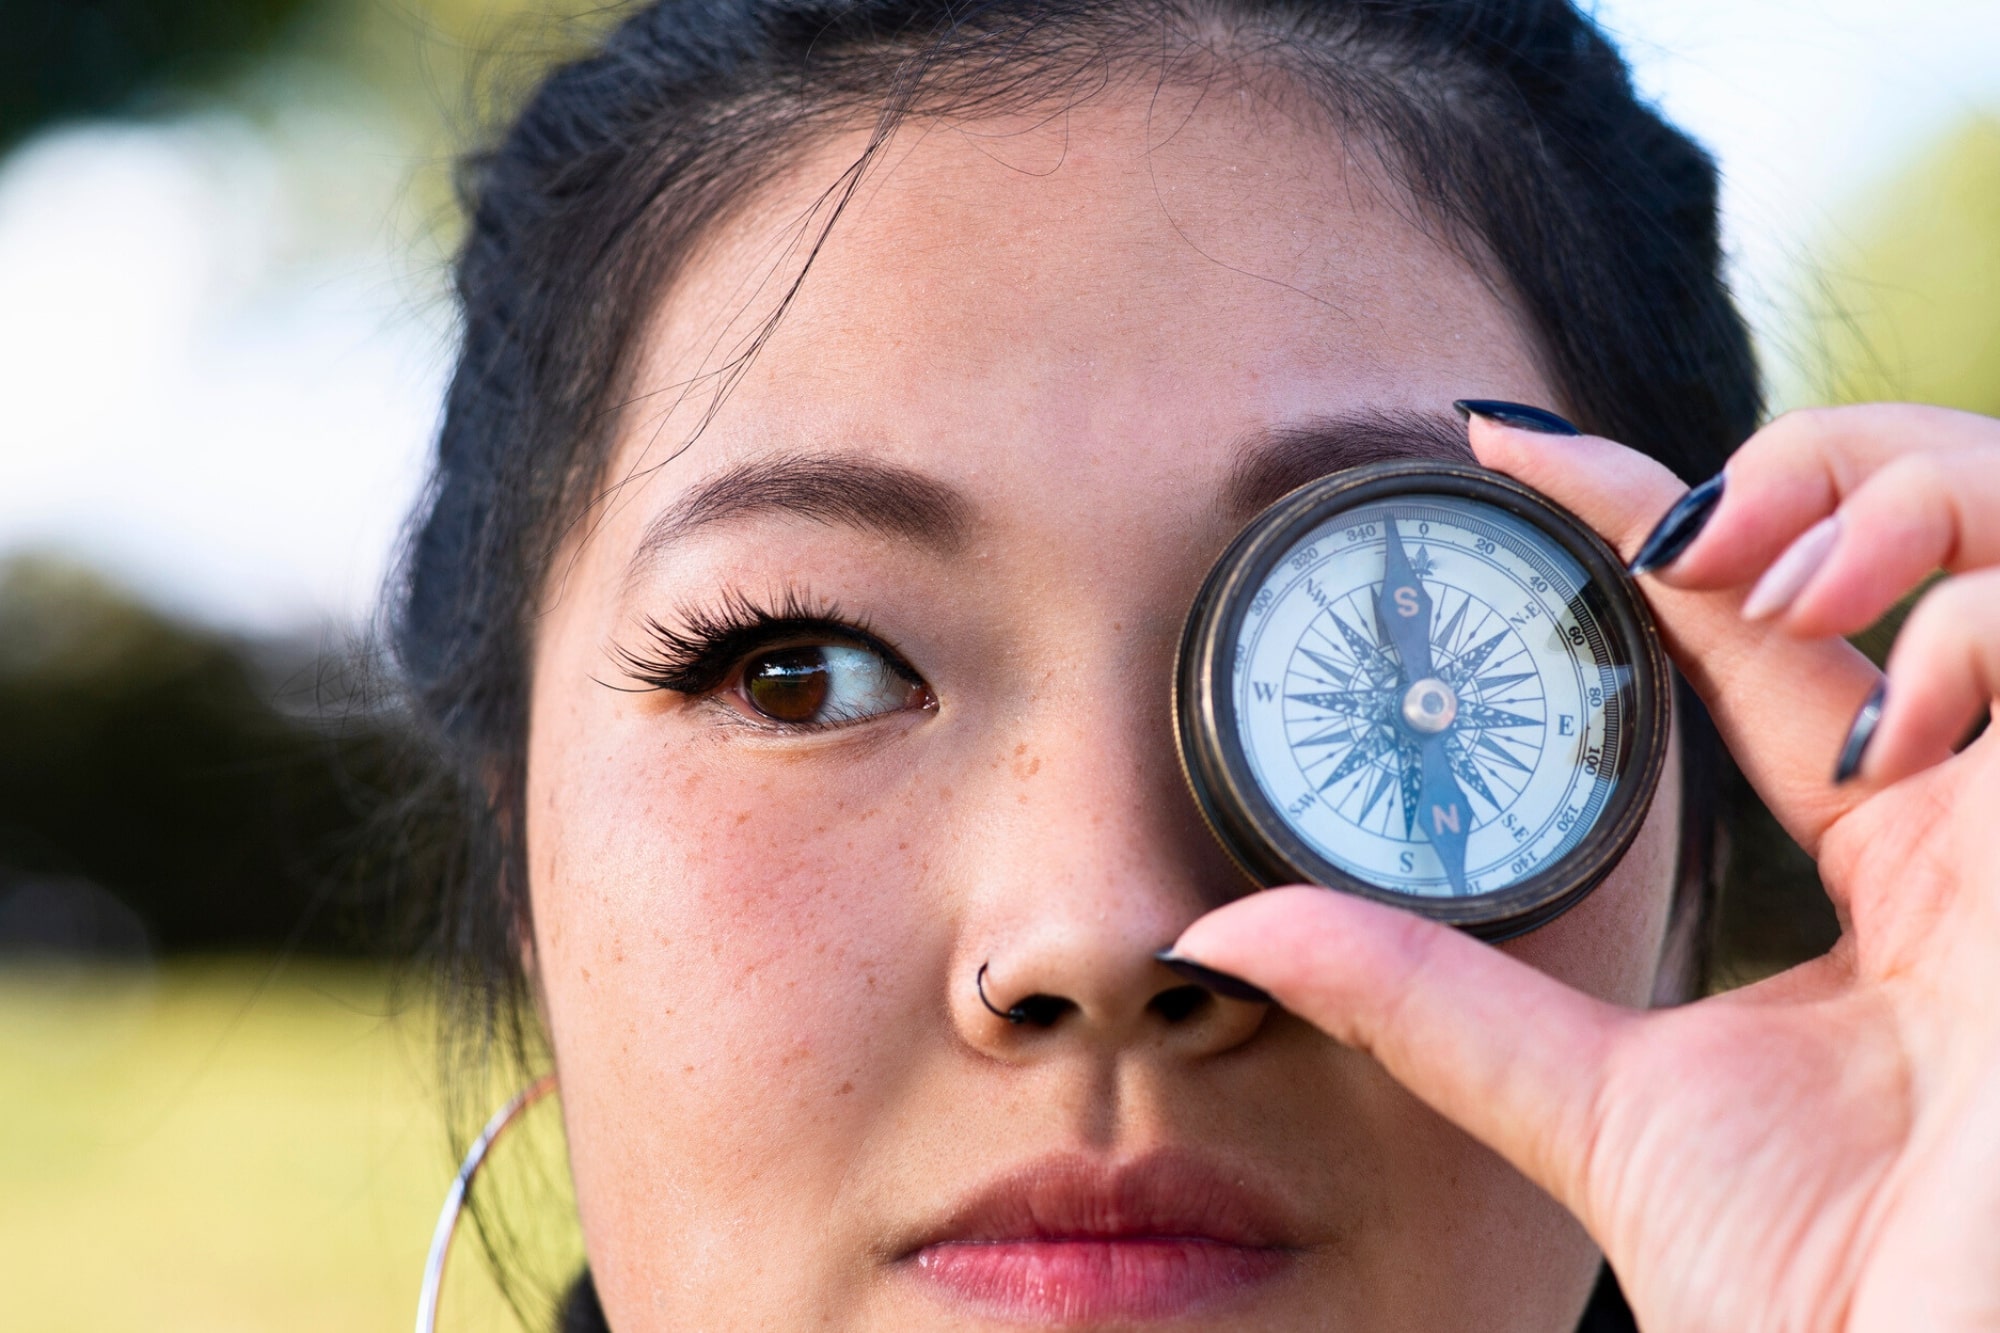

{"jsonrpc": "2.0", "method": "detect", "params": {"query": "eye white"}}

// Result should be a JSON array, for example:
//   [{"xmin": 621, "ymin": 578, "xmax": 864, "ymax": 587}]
[{"xmin": 815, "ymin": 644, "xmax": 918, "ymax": 722}]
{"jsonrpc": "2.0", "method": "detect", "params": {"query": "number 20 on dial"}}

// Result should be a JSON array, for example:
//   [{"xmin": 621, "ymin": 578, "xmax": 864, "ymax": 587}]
[{"xmin": 1175, "ymin": 460, "xmax": 1671, "ymax": 940}]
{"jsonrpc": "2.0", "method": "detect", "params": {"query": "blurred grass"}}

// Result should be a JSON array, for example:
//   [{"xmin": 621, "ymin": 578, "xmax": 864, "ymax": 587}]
[{"xmin": 0, "ymin": 959, "xmax": 571, "ymax": 1333}]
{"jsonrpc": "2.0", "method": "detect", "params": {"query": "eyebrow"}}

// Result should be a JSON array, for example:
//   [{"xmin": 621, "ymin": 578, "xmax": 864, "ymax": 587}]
[
  {"xmin": 628, "ymin": 451, "xmax": 972, "ymax": 573},
  {"xmin": 1222, "ymin": 409, "xmax": 1475, "ymax": 523}
]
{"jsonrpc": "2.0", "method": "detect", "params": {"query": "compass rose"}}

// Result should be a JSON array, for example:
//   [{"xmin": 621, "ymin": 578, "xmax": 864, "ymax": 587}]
[{"xmin": 1281, "ymin": 521, "xmax": 1547, "ymax": 891}]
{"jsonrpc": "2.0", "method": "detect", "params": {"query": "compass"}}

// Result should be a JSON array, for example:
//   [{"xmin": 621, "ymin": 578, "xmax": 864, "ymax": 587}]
[{"xmin": 1175, "ymin": 460, "xmax": 1671, "ymax": 940}]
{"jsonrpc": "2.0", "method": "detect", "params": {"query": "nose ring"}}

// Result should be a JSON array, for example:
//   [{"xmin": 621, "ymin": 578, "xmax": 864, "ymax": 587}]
[
  {"xmin": 976, "ymin": 961, "xmax": 1028, "ymax": 1023},
  {"xmin": 975, "ymin": 962, "xmax": 1072, "ymax": 1027}
]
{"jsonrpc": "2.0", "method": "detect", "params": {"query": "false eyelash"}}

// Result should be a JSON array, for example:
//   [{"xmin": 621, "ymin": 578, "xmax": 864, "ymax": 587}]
[{"xmin": 609, "ymin": 586, "xmax": 912, "ymax": 697}]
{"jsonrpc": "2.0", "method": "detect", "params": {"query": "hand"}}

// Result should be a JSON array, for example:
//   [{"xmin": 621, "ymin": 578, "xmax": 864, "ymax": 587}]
[{"xmin": 1171, "ymin": 404, "xmax": 2000, "ymax": 1330}]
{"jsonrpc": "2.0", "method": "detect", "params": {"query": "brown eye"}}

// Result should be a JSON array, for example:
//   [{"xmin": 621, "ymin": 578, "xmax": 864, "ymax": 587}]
[
  {"xmin": 736, "ymin": 642, "xmax": 929, "ymax": 727},
  {"xmin": 743, "ymin": 646, "xmax": 831, "ymax": 723}
]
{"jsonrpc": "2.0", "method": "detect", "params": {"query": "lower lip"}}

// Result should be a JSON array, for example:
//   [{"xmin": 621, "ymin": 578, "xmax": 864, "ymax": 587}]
[{"xmin": 910, "ymin": 1238, "xmax": 1293, "ymax": 1323}]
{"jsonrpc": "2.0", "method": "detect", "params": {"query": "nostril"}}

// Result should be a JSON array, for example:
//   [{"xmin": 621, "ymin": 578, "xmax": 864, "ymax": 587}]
[
  {"xmin": 1011, "ymin": 993, "xmax": 1076, "ymax": 1028},
  {"xmin": 1148, "ymin": 984, "xmax": 1212, "ymax": 1024}
]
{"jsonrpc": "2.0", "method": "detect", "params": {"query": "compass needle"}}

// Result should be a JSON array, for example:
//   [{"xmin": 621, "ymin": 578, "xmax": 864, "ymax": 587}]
[
  {"xmin": 1416, "ymin": 735, "xmax": 1473, "ymax": 896},
  {"xmin": 1374, "ymin": 516, "xmax": 1435, "ymax": 682},
  {"xmin": 1182, "ymin": 463, "xmax": 1669, "ymax": 936}
]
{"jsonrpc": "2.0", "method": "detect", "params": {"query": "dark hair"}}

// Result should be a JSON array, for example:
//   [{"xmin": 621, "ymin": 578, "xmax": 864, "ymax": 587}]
[{"xmin": 394, "ymin": 0, "xmax": 1757, "ymax": 1303}]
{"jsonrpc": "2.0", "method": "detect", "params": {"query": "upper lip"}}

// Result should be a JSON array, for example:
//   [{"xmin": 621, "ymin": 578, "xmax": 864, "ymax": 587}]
[{"xmin": 898, "ymin": 1149, "xmax": 1302, "ymax": 1255}]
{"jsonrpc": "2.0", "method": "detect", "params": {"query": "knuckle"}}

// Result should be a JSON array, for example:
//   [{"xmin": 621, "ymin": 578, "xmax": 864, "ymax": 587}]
[{"xmin": 1871, "ymin": 450, "xmax": 1949, "ymax": 500}]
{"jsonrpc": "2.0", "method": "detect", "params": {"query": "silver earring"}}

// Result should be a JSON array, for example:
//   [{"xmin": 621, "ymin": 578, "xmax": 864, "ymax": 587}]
[{"xmin": 413, "ymin": 1072, "xmax": 557, "ymax": 1333}]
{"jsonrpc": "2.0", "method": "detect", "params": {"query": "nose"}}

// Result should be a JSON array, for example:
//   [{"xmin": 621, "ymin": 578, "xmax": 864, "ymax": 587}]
[
  {"xmin": 946, "ymin": 717, "xmax": 1269, "ymax": 1063},
  {"xmin": 963, "ymin": 941, "xmax": 1268, "ymax": 1054}
]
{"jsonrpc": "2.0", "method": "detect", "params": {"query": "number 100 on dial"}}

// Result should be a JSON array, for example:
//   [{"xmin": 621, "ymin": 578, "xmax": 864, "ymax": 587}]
[{"xmin": 1175, "ymin": 460, "xmax": 1671, "ymax": 940}]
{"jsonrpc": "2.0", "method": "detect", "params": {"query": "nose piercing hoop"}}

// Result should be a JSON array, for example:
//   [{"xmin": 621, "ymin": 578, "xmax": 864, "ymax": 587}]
[
  {"xmin": 976, "ymin": 961, "xmax": 1030, "ymax": 1024},
  {"xmin": 975, "ymin": 962, "xmax": 1074, "ymax": 1027}
]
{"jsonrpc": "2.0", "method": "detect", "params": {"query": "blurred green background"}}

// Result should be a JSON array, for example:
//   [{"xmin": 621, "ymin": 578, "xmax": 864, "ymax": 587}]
[{"xmin": 0, "ymin": 1, "xmax": 1994, "ymax": 1329}]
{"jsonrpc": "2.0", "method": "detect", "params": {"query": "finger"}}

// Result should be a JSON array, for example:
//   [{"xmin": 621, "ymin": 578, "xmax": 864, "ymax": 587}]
[
  {"xmin": 1780, "ymin": 447, "xmax": 2000, "ymax": 637},
  {"xmin": 1856, "ymin": 568, "xmax": 2000, "ymax": 785},
  {"xmin": 1469, "ymin": 419, "xmax": 1879, "ymax": 855},
  {"xmin": 1170, "ymin": 887, "xmax": 1627, "ymax": 1219},
  {"xmin": 1650, "ymin": 404, "xmax": 2000, "ymax": 594}
]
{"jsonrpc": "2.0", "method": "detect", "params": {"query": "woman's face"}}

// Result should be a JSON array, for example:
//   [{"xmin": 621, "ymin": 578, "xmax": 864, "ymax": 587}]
[{"xmin": 526, "ymin": 83, "xmax": 1681, "ymax": 1331}]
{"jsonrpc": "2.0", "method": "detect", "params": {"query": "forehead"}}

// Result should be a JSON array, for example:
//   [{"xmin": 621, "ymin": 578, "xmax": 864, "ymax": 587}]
[{"xmin": 608, "ymin": 82, "xmax": 1549, "ymax": 538}]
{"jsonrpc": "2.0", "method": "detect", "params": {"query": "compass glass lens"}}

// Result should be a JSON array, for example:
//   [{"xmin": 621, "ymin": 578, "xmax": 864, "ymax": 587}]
[{"xmin": 1230, "ymin": 494, "xmax": 1638, "ymax": 900}]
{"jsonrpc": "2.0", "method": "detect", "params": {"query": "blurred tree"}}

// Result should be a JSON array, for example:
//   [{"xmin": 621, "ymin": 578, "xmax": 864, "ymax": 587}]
[
  {"xmin": 1811, "ymin": 115, "xmax": 2000, "ymax": 415},
  {"xmin": 0, "ymin": 557, "xmax": 413, "ymax": 953},
  {"xmin": 0, "ymin": 0, "xmax": 323, "ymax": 152}
]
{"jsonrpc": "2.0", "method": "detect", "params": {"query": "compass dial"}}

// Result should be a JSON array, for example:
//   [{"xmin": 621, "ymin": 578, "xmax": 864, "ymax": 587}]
[{"xmin": 1177, "ymin": 462, "xmax": 1670, "ymax": 939}]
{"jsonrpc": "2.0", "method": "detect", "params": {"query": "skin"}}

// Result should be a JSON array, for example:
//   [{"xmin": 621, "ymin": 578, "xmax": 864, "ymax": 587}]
[{"xmin": 523, "ymin": 84, "xmax": 1686, "ymax": 1330}]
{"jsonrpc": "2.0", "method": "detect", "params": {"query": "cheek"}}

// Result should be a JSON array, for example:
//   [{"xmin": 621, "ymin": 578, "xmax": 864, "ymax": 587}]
[
  {"xmin": 1502, "ymin": 733, "xmax": 1685, "ymax": 1007},
  {"xmin": 524, "ymin": 727, "xmax": 940, "ymax": 1283}
]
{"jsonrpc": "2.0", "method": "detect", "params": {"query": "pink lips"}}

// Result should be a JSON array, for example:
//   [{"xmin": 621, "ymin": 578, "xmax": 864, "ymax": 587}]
[{"xmin": 903, "ymin": 1152, "xmax": 1298, "ymax": 1324}]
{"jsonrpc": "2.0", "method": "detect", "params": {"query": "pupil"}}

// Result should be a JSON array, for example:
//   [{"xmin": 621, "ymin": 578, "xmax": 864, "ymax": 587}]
[{"xmin": 745, "ymin": 646, "xmax": 830, "ymax": 722}]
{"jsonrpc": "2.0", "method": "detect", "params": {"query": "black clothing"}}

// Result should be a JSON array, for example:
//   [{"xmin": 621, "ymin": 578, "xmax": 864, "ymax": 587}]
[{"xmin": 556, "ymin": 1263, "xmax": 1642, "ymax": 1330}]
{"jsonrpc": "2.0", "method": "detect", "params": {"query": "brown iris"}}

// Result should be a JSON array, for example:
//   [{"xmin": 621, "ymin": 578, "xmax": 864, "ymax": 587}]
[{"xmin": 743, "ymin": 645, "xmax": 831, "ymax": 723}]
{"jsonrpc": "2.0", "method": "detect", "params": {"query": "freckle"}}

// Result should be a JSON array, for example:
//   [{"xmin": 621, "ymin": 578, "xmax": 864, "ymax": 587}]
[
  {"xmin": 735, "ymin": 811, "xmax": 751, "ymax": 825},
  {"xmin": 683, "ymin": 1065, "xmax": 695, "ymax": 1074},
  {"xmin": 836, "ymin": 1082, "xmax": 854, "ymax": 1096},
  {"xmin": 1015, "ymin": 743, "xmax": 1027, "ymax": 756},
  {"xmin": 581, "ymin": 967, "xmax": 592, "ymax": 982}
]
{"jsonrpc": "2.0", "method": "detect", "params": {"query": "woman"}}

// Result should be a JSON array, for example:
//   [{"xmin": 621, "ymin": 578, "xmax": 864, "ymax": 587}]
[{"xmin": 396, "ymin": 0, "xmax": 2000, "ymax": 1327}]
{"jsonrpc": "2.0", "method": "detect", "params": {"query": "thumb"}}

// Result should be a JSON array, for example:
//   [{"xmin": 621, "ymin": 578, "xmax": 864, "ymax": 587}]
[{"xmin": 1170, "ymin": 886, "xmax": 1629, "ymax": 1219}]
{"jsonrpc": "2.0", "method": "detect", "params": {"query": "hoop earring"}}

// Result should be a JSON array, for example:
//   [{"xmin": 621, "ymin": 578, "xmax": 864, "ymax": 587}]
[{"xmin": 413, "ymin": 1073, "xmax": 557, "ymax": 1333}]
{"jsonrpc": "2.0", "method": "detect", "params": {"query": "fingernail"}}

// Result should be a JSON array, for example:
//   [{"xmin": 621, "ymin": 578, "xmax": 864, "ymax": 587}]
[
  {"xmin": 1742, "ymin": 516, "xmax": 1841, "ymax": 621},
  {"xmin": 1453, "ymin": 399, "xmax": 1582, "ymax": 436},
  {"xmin": 1628, "ymin": 473, "xmax": 1726, "ymax": 575},
  {"xmin": 1154, "ymin": 950, "xmax": 1273, "ymax": 1004},
  {"xmin": 1833, "ymin": 680, "xmax": 1886, "ymax": 784}
]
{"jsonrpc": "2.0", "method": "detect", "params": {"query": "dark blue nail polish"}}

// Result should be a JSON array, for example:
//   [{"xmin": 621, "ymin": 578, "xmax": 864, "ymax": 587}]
[
  {"xmin": 1628, "ymin": 473, "xmax": 1726, "ymax": 575},
  {"xmin": 1155, "ymin": 950, "xmax": 1273, "ymax": 1004},
  {"xmin": 1833, "ymin": 680, "xmax": 1886, "ymax": 784},
  {"xmin": 1453, "ymin": 399, "xmax": 1582, "ymax": 436}
]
